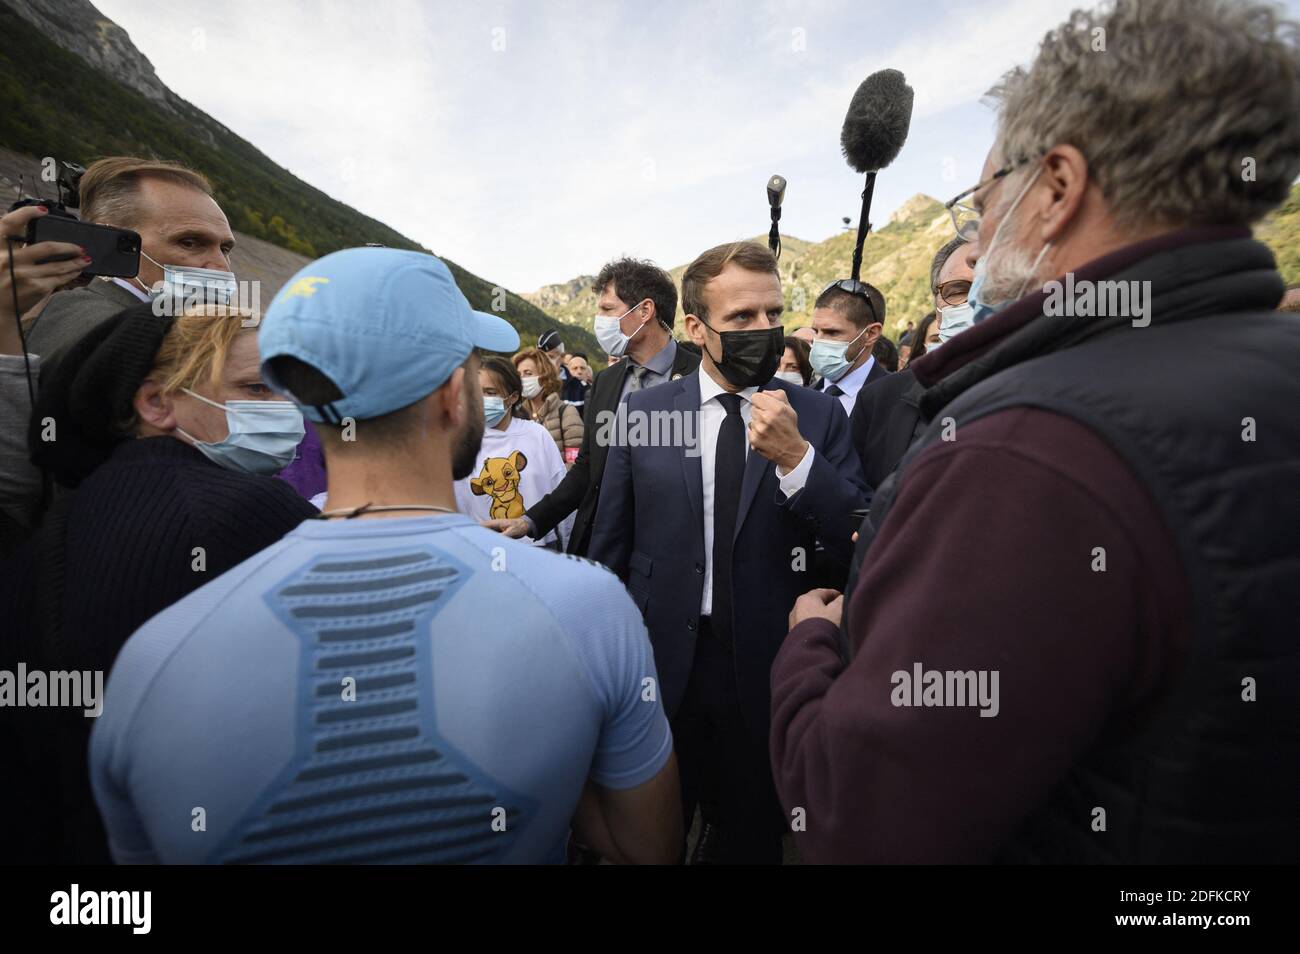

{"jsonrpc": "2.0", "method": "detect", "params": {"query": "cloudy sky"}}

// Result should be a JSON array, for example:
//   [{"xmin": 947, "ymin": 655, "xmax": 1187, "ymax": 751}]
[{"xmin": 95, "ymin": 0, "xmax": 1300, "ymax": 292}]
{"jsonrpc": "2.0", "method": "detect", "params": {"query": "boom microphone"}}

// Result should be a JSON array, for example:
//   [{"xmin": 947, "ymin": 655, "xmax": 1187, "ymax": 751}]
[
  {"xmin": 838, "ymin": 68, "xmax": 914, "ymax": 281},
  {"xmin": 840, "ymin": 69, "xmax": 914, "ymax": 174}
]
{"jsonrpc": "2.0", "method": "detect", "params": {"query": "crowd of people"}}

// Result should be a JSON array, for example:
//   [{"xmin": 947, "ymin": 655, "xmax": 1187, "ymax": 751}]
[{"xmin": 2, "ymin": 0, "xmax": 1300, "ymax": 864}]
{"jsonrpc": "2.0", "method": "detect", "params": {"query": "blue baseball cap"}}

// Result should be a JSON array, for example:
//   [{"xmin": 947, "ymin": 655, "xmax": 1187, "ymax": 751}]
[{"xmin": 259, "ymin": 247, "xmax": 519, "ymax": 423}]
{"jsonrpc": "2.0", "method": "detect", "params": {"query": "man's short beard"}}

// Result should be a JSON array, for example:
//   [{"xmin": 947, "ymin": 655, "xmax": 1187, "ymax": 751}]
[
  {"xmin": 981, "ymin": 209, "xmax": 1044, "ymax": 304},
  {"xmin": 451, "ymin": 388, "xmax": 485, "ymax": 481}
]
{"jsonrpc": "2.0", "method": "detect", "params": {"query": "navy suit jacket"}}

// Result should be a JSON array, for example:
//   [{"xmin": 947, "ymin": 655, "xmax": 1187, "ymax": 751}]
[{"xmin": 587, "ymin": 370, "xmax": 869, "ymax": 744}]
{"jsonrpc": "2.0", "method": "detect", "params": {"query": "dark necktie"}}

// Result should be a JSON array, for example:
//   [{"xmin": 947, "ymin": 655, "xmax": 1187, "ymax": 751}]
[
  {"xmin": 825, "ymin": 383, "xmax": 844, "ymax": 397},
  {"xmin": 711, "ymin": 393, "xmax": 745, "ymax": 647},
  {"xmin": 627, "ymin": 364, "xmax": 650, "ymax": 393}
]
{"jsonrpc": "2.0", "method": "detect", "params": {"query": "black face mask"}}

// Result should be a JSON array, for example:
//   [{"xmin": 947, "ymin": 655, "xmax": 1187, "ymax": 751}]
[{"xmin": 700, "ymin": 321, "xmax": 784, "ymax": 389}]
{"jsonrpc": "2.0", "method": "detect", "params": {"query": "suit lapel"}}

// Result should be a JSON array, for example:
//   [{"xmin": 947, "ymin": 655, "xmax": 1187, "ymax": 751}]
[
  {"xmin": 89, "ymin": 277, "xmax": 144, "ymax": 308},
  {"xmin": 674, "ymin": 375, "xmax": 704, "ymax": 531},
  {"xmin": 734, "ymin": 381, "xmax": 778, "ymax": 541},
  {"xmin": 610, "ymin": 360, "xmax": 633, "ymax": 405}
]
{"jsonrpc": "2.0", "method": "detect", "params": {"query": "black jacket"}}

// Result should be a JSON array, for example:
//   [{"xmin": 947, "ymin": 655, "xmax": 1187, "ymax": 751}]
[
  {"xmin": 847, "ymin": 367, "xmax": 924, "ymax": 491},
  {"xmin": 527, "ymin": 343, "xmax": 700, "ymax": 555},
  {"xmin": 0, "ymin": 438, "xmax": 315, "ymax": 863}
]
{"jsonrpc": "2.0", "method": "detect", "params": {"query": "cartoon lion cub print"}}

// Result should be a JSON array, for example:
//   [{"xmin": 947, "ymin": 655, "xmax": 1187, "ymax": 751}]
[{"xmin": 470, "ymin": 451, "xmax": 528, "ymax": 519}]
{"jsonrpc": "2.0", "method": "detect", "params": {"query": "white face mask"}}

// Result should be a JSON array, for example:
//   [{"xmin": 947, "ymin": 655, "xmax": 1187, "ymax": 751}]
[
  {"xmin": 773, "ymin": 370, "xmax": 805, "ymax": 386},
  {"xmin": 520, "ymin": 376, "xmax": 542, "ymax": 399},
  {"xmin": 137, "ymin": 250, "xmax": 237, "ymax": 306},
  {"xmin": 594, "ymin": 300, "xmax": 650, "ymax": 358}
]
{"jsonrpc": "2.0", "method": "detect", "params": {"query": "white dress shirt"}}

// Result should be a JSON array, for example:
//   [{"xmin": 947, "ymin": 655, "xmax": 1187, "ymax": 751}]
[
  {"xmin": 698, "ymin": 371, "xmax": 814, "ymax": 615},
  {"xmin": 108, "ymin": 276, "xmax": 152, "ymax": 303},
  {"xmin": 824, "ymin": 353, "xmax": 875, "ymax": 415}
]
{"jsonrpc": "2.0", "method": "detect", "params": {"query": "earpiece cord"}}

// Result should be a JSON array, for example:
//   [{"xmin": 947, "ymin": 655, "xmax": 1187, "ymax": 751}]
[{"xmin": 5, "ymin": 236, "xmax": 37, "ymax": 410}]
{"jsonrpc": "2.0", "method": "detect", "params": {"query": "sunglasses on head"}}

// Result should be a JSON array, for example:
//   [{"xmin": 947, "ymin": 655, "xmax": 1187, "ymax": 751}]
[{"xmin": 821, "ymin": 279, "xmax": 880, "ymax": 325}]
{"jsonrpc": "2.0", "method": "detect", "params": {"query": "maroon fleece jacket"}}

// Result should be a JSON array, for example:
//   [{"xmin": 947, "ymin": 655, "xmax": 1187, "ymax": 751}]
[{"xmin": 764, "ymin": 230, "xmax": 1248, "ymax": 863}]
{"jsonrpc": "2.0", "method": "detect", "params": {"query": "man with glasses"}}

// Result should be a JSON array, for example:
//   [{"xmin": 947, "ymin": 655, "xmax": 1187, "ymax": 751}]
[
  {"xmin": 772, "ymin": 0, "xmax": 1300, "ymax": 863},
  {"xmin": 808, "ymin": 279, "xmax": 889, "ymax": 415},
  {"xmin": 846, "ymin": 236, "xmax": 970, "ymax": 489}
]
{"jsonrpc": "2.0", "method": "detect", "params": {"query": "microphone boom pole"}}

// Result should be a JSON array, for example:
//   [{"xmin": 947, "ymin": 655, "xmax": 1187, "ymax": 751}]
[{"xmin": 850, "ymin": 172, "xmax": 876, "ymax": 282}]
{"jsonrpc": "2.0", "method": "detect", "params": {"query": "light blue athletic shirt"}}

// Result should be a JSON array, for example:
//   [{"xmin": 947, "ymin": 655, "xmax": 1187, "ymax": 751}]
[{"xmin": 90, "ymin": 513, "xmax": 672, "ymax": 864}]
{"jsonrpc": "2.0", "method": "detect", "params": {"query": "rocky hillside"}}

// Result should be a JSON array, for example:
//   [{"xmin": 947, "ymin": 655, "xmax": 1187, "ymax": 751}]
[{"xmin": 0, "ymin": 0, "xmax": 598, "ymax": 354}]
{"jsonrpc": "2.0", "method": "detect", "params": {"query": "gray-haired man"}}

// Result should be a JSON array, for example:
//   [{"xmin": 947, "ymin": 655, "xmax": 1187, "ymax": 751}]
[{"xmin": 775, "ymin": 0, "xmax": 1300, "ymax": 863}]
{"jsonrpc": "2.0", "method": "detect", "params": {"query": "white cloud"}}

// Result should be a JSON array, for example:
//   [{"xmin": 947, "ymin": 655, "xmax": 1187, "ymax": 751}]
[{"xmin": 89, "ymin": 0, "xmax": 1248, "ymax": 290}]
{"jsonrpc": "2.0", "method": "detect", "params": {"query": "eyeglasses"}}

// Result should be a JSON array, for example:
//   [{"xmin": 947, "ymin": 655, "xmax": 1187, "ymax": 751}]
[
  {"xmin": 937, "ymin": 279, "xmax": 970, "ymax": 307},
  {"xmin": 943, "ymin": 156, "xmax": 1035, "ymax": 242},
  {"xmin": 821, "ymin": 279, "xmax": 880, "ymax": 326}
]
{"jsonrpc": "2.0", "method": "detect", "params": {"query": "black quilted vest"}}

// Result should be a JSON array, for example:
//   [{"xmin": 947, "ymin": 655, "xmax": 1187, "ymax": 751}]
[{"xmin": 848, "ymin": 235, "xmax": 1300, "ymax": 863}]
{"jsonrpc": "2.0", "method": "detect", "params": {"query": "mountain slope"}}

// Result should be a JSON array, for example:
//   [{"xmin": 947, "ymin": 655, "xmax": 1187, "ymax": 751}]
[
  {"xmin": 0, "ymin": 0, "xmax": 596, "ymax": 354},
  {"xmin": 523, "ymin": 234, "xmax": 815, "ymax": 333},
  {"xmin": 531, "ymin": 185, "xmax": 1300, "ymax": 341}
]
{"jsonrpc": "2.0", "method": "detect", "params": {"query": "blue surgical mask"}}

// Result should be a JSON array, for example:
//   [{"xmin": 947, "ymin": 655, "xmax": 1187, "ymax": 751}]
[
  {"xmin": 177, "ymin": 388, "xmax": 305, "ymax": 475},
  {"xmin": 967, "ymin": 257, "xmax": 1001, "ymax": 325},
  {"xmin": 809, "ymin": 325, "xmax": 869, "ymax": 382},
  {"xmin": 937, "ymin": 301, "xmax": 976, "ymax": 343},
  {"xmin": 484, "ymin": 396, "xmax": 507, "ymax": 427}
]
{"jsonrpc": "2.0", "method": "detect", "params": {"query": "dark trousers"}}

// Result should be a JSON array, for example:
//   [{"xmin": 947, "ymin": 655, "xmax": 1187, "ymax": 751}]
[{"xmin": 672, "ymin": 618, "xmax": 785, "ymax": 864}]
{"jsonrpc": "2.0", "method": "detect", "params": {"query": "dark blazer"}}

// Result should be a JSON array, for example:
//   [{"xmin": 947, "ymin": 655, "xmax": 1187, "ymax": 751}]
[
  {"xmin": 27, "ymin": 279, "xmax": 143, "ymax": 364},
  {"xmin": 848, "ymin": 367, "xmax": 925, "ymax": 490},
  {"xmin": 587, "ymin": 371, "xmax": 868, "ymax": 743},
  {"xmin": 527, "ymin": 342, "xmax": 700, "ymax": 555}
]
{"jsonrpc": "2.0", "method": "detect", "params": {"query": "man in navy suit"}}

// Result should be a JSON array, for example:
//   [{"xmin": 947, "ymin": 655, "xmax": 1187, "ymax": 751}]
[
  {"xmin": 588, "ymin": 241, "xmax": 868, "ymax": 863},
  {"xmin": 809, "ymin": 279, "xmax": 891, "ymax": 416}
]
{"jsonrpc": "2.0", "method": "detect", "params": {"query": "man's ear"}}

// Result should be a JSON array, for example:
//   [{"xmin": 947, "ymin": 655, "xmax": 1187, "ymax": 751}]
[
  {"xmin": 133, "ymin": 379, "xmax": 177, "ymax": 432},
  {"xmin": 865, "ymin": 322, "xmax": 883, "ymax": 347},
  {"xmin": 1039, "ymin": 144, "xmax": 1089, "ymax": 244},
  {"xmin": 440, "ymin": 366, "xmax": 466, "ymax": 426},
  {"xmin": 683, "ymin": 313, "xmax": 707, "ymax": 348}
]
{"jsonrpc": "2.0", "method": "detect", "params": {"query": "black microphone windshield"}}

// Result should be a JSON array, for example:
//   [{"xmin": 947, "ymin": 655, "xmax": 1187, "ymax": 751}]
[{"xmin": 840, "ymin": 69, "xmax": 914, "ymax": 174}]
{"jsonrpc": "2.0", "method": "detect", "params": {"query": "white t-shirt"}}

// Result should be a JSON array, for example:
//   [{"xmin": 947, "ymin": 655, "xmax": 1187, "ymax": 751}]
[{"xmin": 455, "ymin": 416, "xmax": 573, "ymax": 547}]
